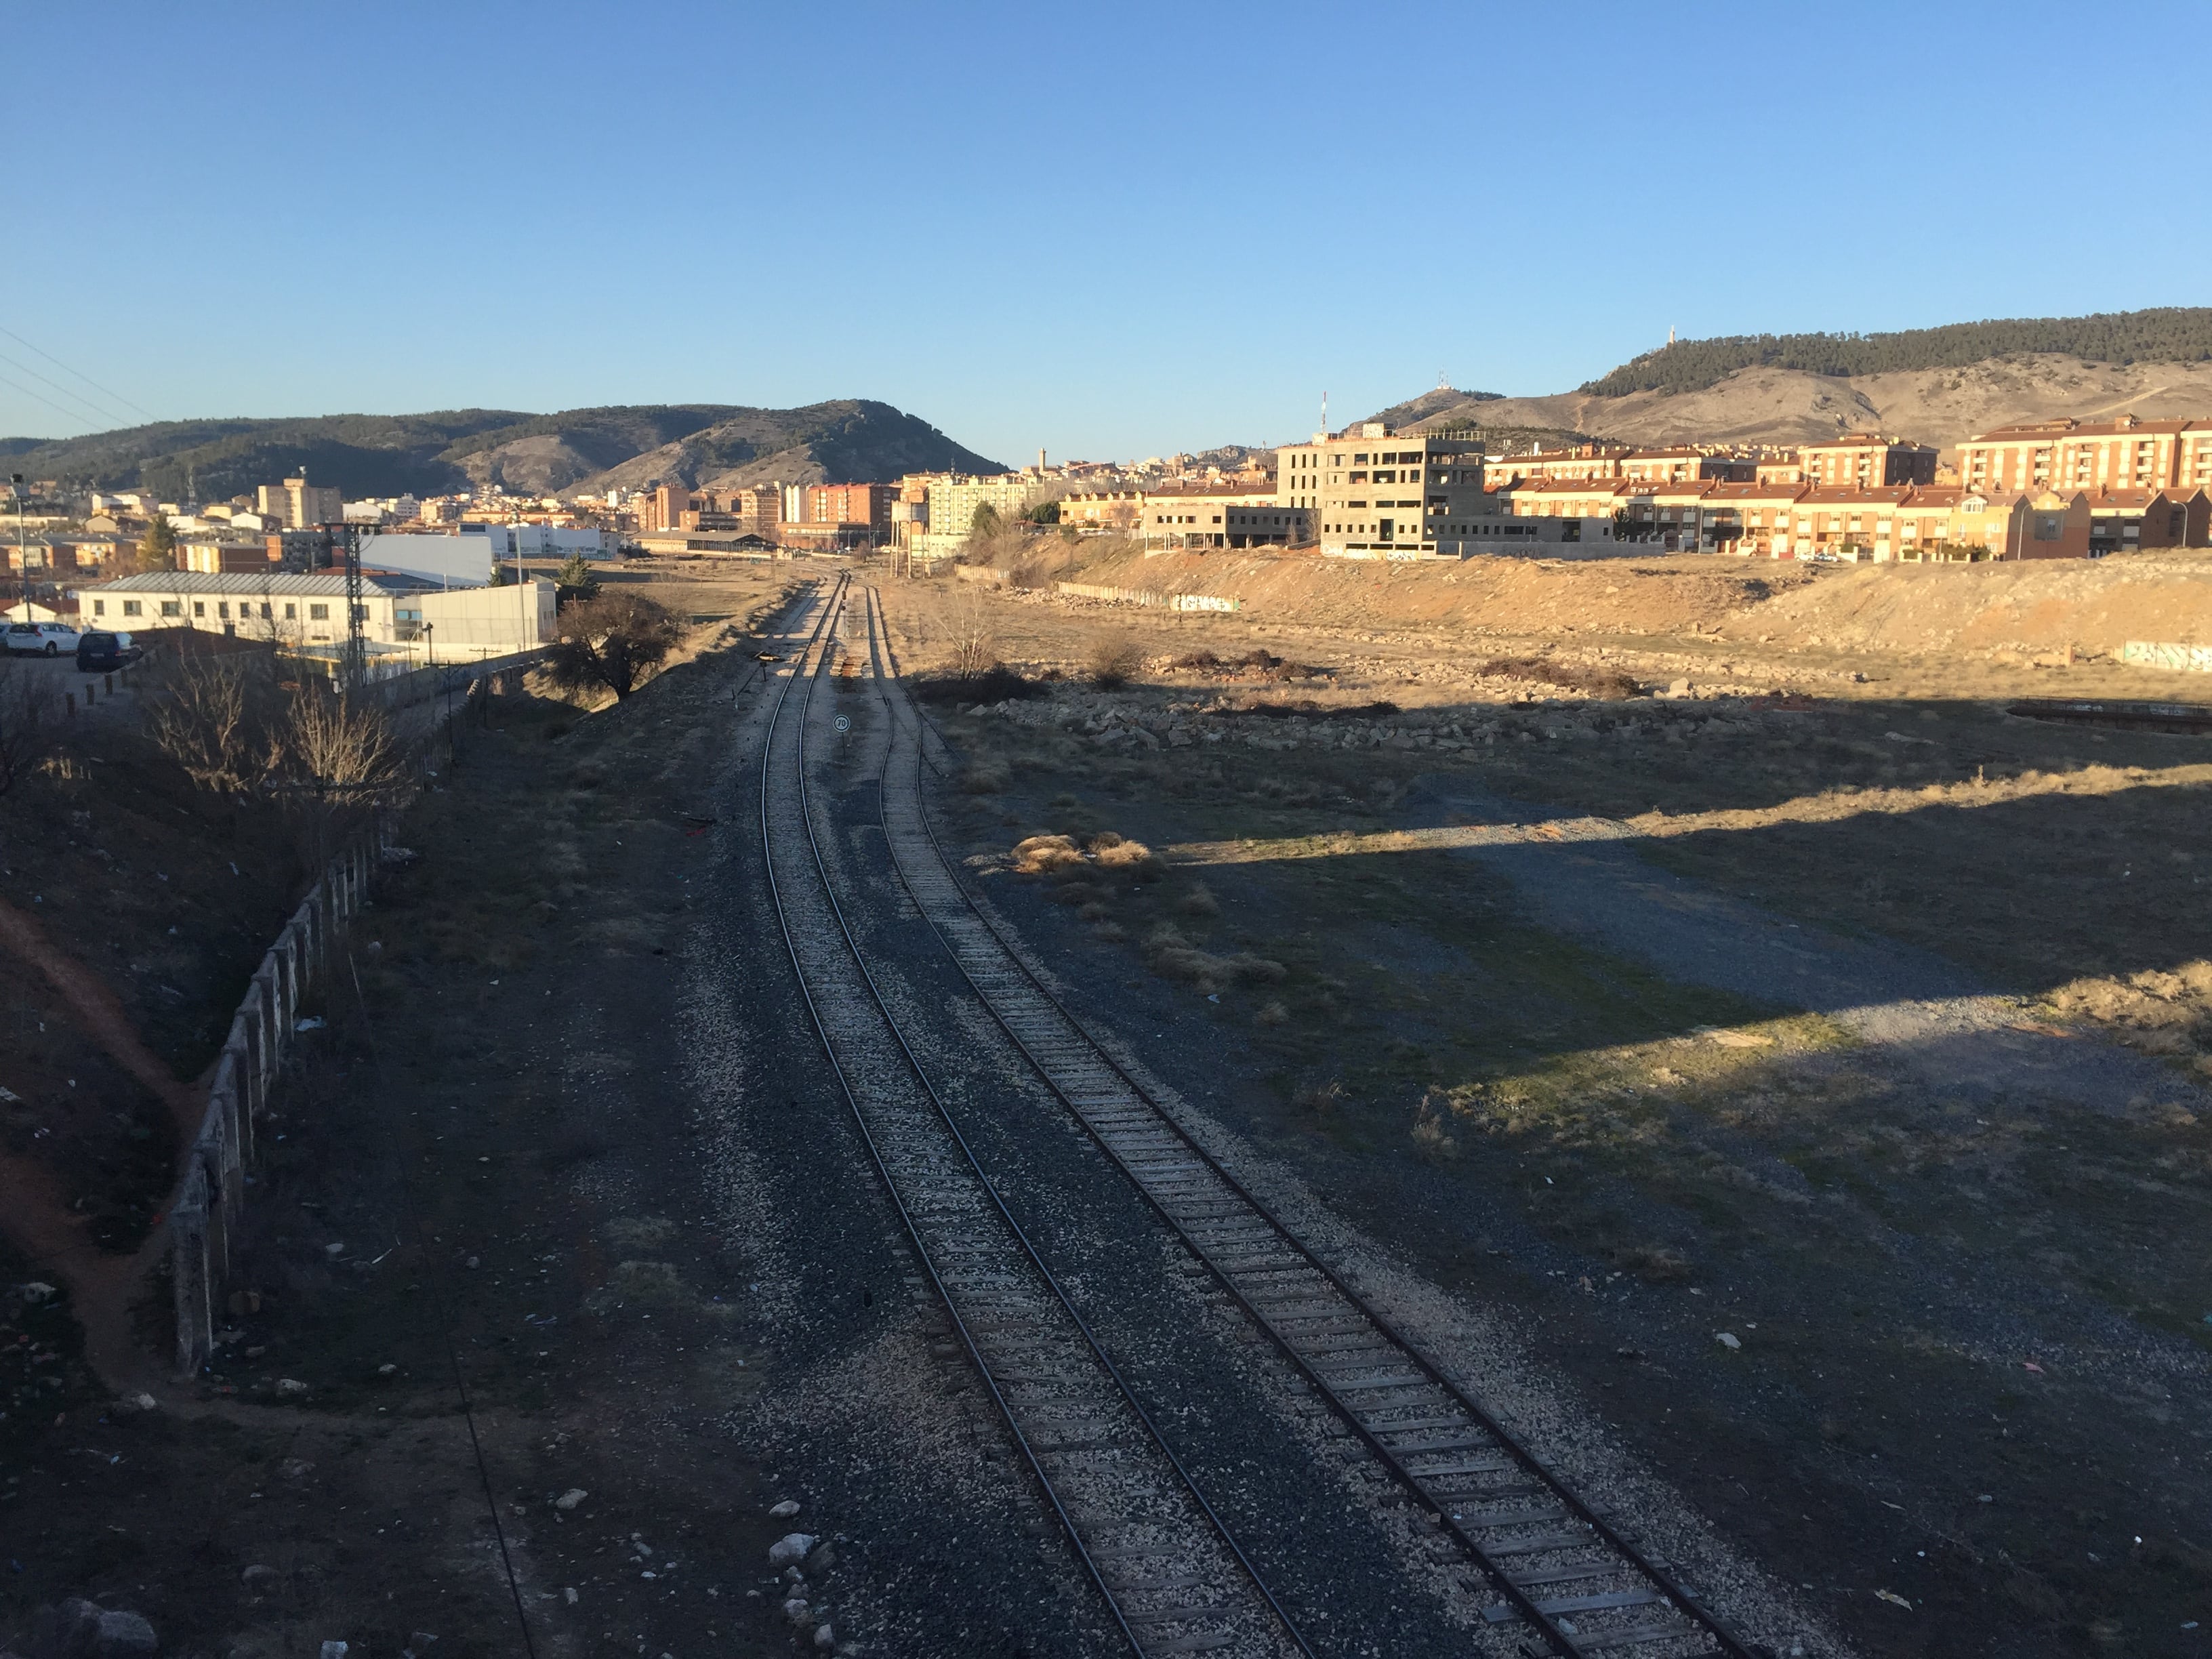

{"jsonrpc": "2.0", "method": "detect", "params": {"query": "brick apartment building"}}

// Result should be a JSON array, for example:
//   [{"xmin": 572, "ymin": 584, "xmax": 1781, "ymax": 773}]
[
  {"xmin": 1797, "ymin": 434, "xmax": 1940, "ymax": 489},
  {"xmin": 1955, "ymin": 415, "xmax": 2212, "ymax": 494}
]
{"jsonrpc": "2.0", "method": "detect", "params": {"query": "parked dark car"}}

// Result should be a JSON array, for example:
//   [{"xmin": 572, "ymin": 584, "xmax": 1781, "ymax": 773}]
[{"xmin": 75, "ymin": 630, "xmax": 142, "ymax": 671}]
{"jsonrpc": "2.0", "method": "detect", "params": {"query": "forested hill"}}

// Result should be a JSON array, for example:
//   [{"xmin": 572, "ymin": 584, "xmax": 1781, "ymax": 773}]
[
  {"xmin": 0, "ymin": 400, "xmax": 1004, "ymax": 499},
  {"xmin": 1581, "ymin": 307, "xmax": 2212, "ymax": 398}
]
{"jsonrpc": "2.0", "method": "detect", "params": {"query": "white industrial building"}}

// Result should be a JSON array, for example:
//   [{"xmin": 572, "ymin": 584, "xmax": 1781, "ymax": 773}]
[{"xmin": 81, "ymin": 571, "xmax": 554, "ymax": 661}]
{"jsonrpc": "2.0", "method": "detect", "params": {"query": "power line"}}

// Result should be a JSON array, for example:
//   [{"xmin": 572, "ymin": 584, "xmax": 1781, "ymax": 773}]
[
  {"xmin": 0, "ymin": 350, "xmax": 127, "ymax": 431},
  {"xmin": 0, "ymin": 325, "xmax": 162, "ymax": 424},
  {"xmin": 0, "ymin": 369, "xmax": 97, "ymax": 434}
]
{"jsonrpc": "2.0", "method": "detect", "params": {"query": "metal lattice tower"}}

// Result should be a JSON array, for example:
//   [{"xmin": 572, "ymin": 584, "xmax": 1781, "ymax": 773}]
[{"xmin": 342, "ymin": 524, "xmax": 366, "ymax": 689}]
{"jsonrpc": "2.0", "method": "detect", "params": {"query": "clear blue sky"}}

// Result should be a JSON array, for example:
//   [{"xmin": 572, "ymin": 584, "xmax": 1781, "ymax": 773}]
[{"xmin": 7, "ymin": 0, "xmax": 2207, "ymax": 466}]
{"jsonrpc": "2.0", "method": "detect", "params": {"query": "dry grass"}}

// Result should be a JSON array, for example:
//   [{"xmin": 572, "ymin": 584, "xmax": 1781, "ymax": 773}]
[
  {"xmin": 2043, "ymin": 960, "xmax": 2212, "ymax": 1074},
  {"xmin": 1141, "ymin": 922, "xmax": 1286, "ymax": 994}
]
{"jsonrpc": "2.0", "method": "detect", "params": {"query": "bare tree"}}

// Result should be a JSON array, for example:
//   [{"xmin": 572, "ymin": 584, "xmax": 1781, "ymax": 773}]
[
  {"xmin": 275, "ymin": 678, "xmax": 409, "ymax": 868},
  {"xmin": 0, "ymin": 660, "xmax": 58, "ymax": 794},
  {"xmin": 144, "ymin": 651, "xmax": 272, "ymax": 794}
]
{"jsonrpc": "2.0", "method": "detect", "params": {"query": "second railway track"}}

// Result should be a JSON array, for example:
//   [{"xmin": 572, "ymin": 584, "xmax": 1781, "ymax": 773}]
[{"xmin": 856, "ymin": 585, "xmax": 1768, "ymax": 1659}]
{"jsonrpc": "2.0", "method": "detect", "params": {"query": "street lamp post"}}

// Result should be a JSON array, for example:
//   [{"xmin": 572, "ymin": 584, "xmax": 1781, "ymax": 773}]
[{"xmin": 10, "ymin": 474, "xmax": 28, "ymax": 621}]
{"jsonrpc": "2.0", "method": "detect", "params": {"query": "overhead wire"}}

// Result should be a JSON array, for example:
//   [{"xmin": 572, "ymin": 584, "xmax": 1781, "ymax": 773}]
[
  {"xmin": 0, "ymin": 369, "xmax": 97, "ymax": 434},
  {"xmin": 0, "ymin": 325, "xmax": 161, "ymax": 424},
  {"xmin": 0, "ymin": 349, "xmax": 137, "ymax": 430}
]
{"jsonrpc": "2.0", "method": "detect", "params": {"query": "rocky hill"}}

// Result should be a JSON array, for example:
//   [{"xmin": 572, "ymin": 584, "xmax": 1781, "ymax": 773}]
[
  {"xmin": 0, "ymin": 400, "xmax": 1002, "ymax": 500},
  {"xmin": 1377, "ymin": 356, "xmax": 2212, "ymax": 453}
]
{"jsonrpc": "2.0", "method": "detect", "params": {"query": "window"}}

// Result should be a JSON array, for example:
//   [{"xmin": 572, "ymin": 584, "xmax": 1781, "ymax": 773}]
[
  {"xmin": 122, "ymin": 600, "xmax": 141, "ymax": 617},
  {"xmin": 260, "ymin": 602, "xmax": 272, "ymax": 618},
  {"xmin": 218, "ymin": 602, "xmax": 230, "ymax": 619},
  {"xmin": 309, "ymin": 603, "xmax": 329, "ymax": 621},
  {"xmin": 193, "ymin": 601, "xmax": 205, "ymax": 617},
  {"xmin": 161, "ymin": 600, "xmax": 180, "ymax": 617},
  {"xmin": 284, "ymin": 602, "xmax": 296, "ymax": 619},
  {"xmin": 91, "ymin": 599, "xmax": 105, "ymax": 616}
]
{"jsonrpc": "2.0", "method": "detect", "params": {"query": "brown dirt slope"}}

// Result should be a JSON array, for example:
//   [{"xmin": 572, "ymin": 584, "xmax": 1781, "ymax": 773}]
[{"xmin": 1046, "ymin": 542, "xmax": 2212, "ymax": 657}]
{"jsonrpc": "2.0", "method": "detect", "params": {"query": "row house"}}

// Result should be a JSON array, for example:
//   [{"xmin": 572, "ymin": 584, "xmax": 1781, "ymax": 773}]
[
  {"xmin": 2085, "ymin": 485, "xmax": 2212, "ymax": 556},
  {"xmin": 1956, "ymin": 415, "xmax": 2212, "ymax": 495}
]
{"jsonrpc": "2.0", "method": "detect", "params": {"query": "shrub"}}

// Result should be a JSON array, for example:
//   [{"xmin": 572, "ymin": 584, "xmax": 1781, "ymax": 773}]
[
  {"xmin": 1093, "ymin": 837, "xmax": 1162, "ymax": 880},
  {"xmin": 1089, "ymin": 636, "xmax": 1143, "ymax": 689},
  {"xmin": 1176, "ymin": 882, "xmax": 1220, "ymax": 918},
  {"xmin": 1476, "ymin": 655, "xmax": 1641, "ymax": 702}
]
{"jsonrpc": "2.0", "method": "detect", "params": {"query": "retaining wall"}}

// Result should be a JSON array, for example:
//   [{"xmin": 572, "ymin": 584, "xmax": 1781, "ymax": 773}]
[
  {"xmin": 2123, "ymin": 640, "xmax": 2212, "ymax": 673},
  {"xmin": 1052, "ymin": 581, "xmax": 1240, "ymax": 613}
]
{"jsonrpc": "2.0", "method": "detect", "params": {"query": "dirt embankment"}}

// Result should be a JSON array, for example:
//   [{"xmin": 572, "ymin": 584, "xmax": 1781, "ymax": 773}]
[{"xmin": 1031, "ymin": 541, "xmax": 2212, "ymax": 658}]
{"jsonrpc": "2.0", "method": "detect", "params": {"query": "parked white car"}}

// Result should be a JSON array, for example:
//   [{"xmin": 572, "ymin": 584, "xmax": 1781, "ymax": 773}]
[{"xmin": 3, "ymin": 621, "xmax": 80, "ymax": 656}]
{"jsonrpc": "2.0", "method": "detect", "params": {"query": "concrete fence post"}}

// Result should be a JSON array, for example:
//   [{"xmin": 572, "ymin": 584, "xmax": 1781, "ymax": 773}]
[
  {"xmin": 272, "ymin": 930, "xmax": 295, "ymax": 1035},
  {"xmin": 171, "ymin": 1168, "xmax": 212, "ymax": 1376}
]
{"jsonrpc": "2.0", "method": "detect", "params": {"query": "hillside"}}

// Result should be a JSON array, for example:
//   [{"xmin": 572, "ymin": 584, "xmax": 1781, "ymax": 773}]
[
  {"xmin": 1, "ymin": 400, "xmax": 1003, "ymax": 499},
  {"xmin": 1378, "ymin": 355, "xmax": 2212, "ymax": 453},
  {"xmin": 1356, "ymin": 307, "xmax": 2212, "ymax": 455}
]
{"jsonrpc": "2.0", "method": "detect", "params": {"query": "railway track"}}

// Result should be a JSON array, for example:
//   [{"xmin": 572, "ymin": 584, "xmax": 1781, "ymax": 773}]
[
  {"xmin": 757, "ymin": 577, "xmax": 1313, "ymax": 1659},
  {"xmin": 857, "ymin": 586, "xmax": 1765, "ymax": 1659}
]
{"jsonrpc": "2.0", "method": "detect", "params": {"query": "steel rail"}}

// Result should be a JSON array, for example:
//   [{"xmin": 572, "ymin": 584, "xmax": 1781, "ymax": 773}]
[
  {"xmin": 858, "ymin": 586, "xmax": 1764, "ymax": 1659},
  {"xmin": 759, "ymin": 577, "xmax": 1313, "ymax": 1659}
]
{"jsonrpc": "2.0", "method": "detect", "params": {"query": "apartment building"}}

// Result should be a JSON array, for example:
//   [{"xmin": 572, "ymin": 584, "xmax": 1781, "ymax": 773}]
[
  {"xmin": 255, "ymin": 475, "xmax": 343, "ymax": 529},
  {"xmin": 1059, "ymin": 491, "xmax": 1147, "ymax": 534},
  {"xmin": 1955, "ymin": 415, "xmax": 2209, "ymax": 494},
  {"xmin": 179, "ymin": 541, "xmax": 283, "ymax": 575},
  {"xmin": 1798, "ymin": 434, "xmax": 1940, "ymax": 489},
  {"xmin": 1277, "ymin": 425, "xmax": 1487, "ymax": 558},
  {"xmin": 1142, "ymin": 484, "xmax": 1309, "ymax": 550},
  {"xmin": 892, "ymin": 472, "xmax": 1052, "ymax": 562},
  {"xmin": 802, "ymin": 483, "xmax": 895, "ymax": 535},
  {"xmin": 1481, "ymin": 444, "xmax": 1635, "ymax": 485},
  {"xmin": 1619, "ymin": 449, "xmax": 1757, "ymax": 483}
]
